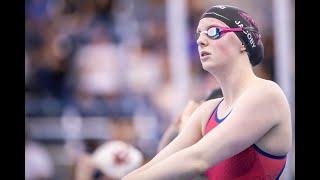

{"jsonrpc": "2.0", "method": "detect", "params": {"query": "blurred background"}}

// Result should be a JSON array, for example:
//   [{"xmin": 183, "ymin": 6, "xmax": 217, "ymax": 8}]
[{"xmin": 25, "ymin": 0, "xmax": 295, "ymax": 179}]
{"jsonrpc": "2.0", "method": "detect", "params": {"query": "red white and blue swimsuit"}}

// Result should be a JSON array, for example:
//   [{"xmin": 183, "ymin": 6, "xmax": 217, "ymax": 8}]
[{"xmin": 204, "ymin": 99, "xmax": 286, "ymax": 180}]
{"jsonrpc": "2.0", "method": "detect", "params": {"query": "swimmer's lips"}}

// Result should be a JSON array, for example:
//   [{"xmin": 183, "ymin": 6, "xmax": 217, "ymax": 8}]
[{"xmin": 200, "ymin": 51, "xmax": 211, "ymax": 60}]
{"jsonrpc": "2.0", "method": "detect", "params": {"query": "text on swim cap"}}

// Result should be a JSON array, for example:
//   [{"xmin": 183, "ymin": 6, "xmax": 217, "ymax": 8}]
[{"xmin": 235, "ymin": 20, "xmax": 256, "ymax": 48}]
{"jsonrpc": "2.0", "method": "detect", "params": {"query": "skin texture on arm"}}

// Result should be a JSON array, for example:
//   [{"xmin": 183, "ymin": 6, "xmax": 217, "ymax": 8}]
[
  {"xmin": 157, "ymin": 101, "xmax": 200, "ymax": 152},
  {"xmin": 123, "ymin": 100, "xmax": 218, "ymax": 178},
  {"xmin": 122, "ymin": 85, "xmax": 289, "ymax": 180},
  {"xmin": 157, "ymin": 88, "xmax": 222, "ymax": 152}
]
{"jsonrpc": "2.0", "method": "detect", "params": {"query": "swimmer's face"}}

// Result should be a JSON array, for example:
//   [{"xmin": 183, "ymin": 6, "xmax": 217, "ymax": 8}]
[{"xmin": 196, "ymin": 18, "xmax": 244, "ymax": 71}]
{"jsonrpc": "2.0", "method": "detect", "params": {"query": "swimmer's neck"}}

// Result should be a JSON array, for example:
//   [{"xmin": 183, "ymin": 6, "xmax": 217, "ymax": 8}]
[{"xmin": 210, "ymin": 58, "xmax": 257, "ymax": 106}]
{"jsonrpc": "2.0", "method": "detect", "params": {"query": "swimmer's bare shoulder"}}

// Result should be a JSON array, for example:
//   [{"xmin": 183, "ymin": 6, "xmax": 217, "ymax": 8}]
[
  {"xmin": 249, "ymin": 78, "xmax": 291, "ymax": 127},
  {"xmin": 248, "ymin": 79, "xmax": 292, "ymax": 154}
]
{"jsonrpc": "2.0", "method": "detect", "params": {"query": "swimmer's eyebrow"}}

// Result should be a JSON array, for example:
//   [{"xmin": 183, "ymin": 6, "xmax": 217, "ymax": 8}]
[{"xmin": 196, "ymin": 23, "xmax": 224, "ymax": 32}]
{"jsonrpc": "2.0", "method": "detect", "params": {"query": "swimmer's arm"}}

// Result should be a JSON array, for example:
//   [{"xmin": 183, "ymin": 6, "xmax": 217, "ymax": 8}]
[
  {"xmin": 122, "ymin": 89, "xmax": 282, "ymax": 180},
  {"xmin": 156, "ymin": 88, "xmax": 222, "ymax": 152},
  {"xmin": 123, "ymin": 101, "xmax": 213, "ymax": 179},
  {"xmin": 158, "ymin": 101, "xmax": 200, "ymax": 152}
]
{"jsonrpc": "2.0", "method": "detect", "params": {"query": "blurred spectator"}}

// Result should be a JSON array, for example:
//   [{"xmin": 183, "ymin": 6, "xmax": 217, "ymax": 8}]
[
  {"xmin": 133, "ymin": 100, "xmax": 162, "ymax": 158},
  {"xmin": 71, "ymin": 25, "xmax": 123, "ymax": 116},
  {"xmin": 92, "ymin": 141, "xmax": 143, "ymax": 179},
  {"xmin": 25, "ymin": 141, "xmax": 55, "ymax": 180},
  {"xmin": 74, "ymin": 141, "xmax": 143, "ymax": 180},
  {"xmin": 110, "ymin": 118, "xmax": 137, "ymax": 145},
  {"xmin": 125, "ymin": 44, "xmax": 164, "ymax": 96},
  {"xmin": 92, "ymin": 0, "xmax": 114, "ymax": 25},
  {"xmin": 73, "ymin": 153, "xmax": 96, "ymax": 180},
  {"xmin": 25, "ymin": 125, "xmax": 54, "ymax": 180},
  {"xmin": 73, "ymin": 26, "xmax": 120, "ymax": 96},
  {"xmin": 26, "ymin": 0, "xmax": 50, "ymax": 24}
]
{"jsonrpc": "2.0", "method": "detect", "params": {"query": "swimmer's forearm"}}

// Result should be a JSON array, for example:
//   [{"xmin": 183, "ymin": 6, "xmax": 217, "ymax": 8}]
[
  {"xmin": 123, "ymin": 144, "xmax": 178, "ymax": 178},
  {"xmin": 122, "ymin": 146, "xmax": 207, "ymax": 180},
  {"xmin": 127, "ymin": 131, "xmax": 197, "ymax": 178},
  {"xmin": 125, "ymin": 103, "xmax": 206, "ymax": 179},
  {"xmin": 124, "ymin": 143, "xmax": 182, "ymax": 178}
]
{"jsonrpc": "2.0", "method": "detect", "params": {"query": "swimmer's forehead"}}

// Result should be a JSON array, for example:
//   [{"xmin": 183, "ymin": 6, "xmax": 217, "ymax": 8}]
[{"xmin": 197, "ymin": 18, "xmax": 230, "ymax": 32}]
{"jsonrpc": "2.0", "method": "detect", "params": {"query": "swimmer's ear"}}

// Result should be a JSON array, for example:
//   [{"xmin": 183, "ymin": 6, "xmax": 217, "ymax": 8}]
[{"xmin": 240, "ymin": 44, "xmax": 246, "ymax": 52}]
